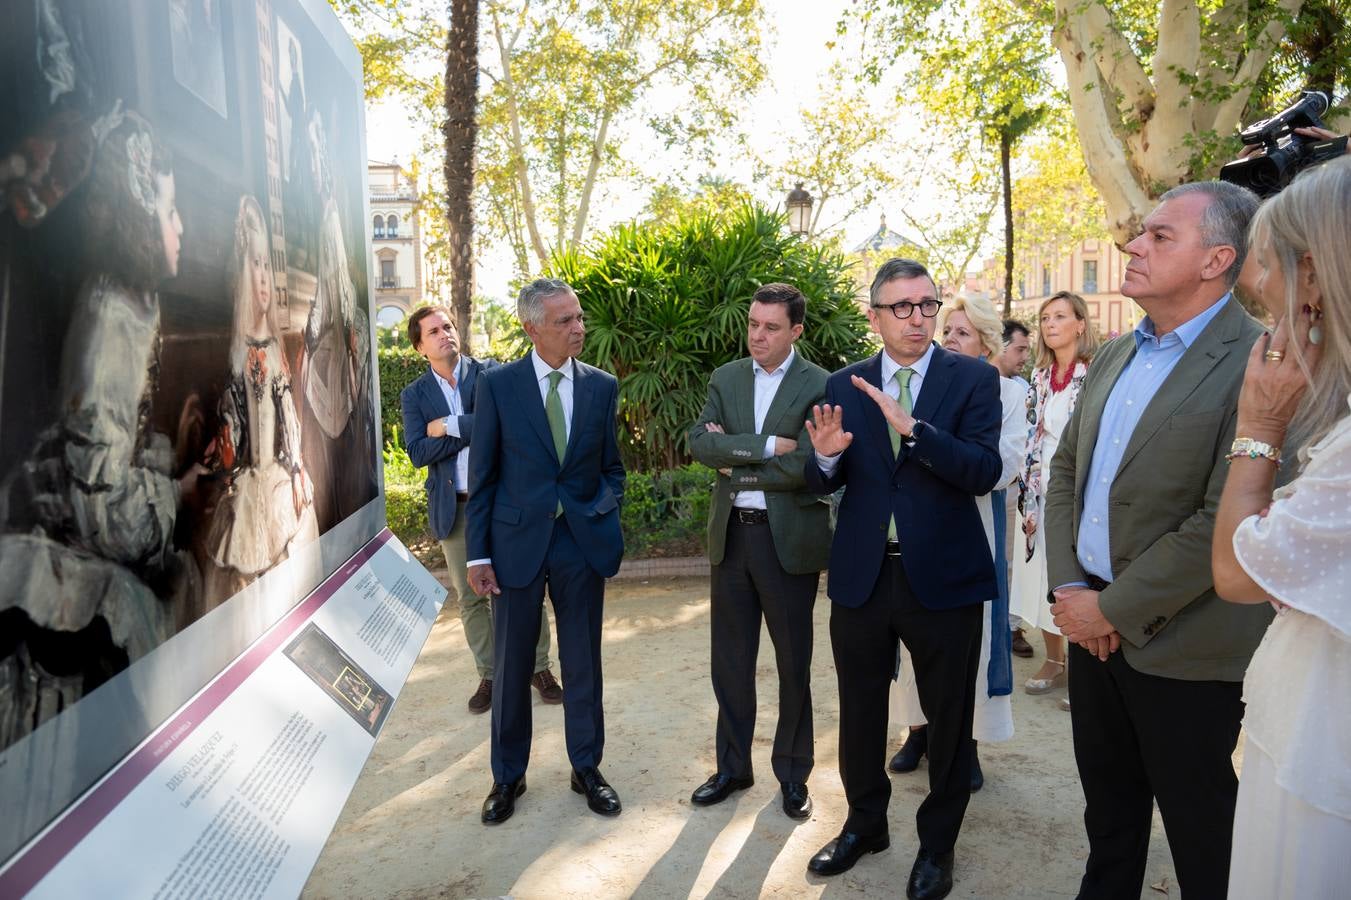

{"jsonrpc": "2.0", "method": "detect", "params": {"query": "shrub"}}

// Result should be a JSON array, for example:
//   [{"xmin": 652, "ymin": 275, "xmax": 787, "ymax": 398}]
[
  {"xmin": 377, "ymin": 344, "xmax": 426, "ymax": 448},
  {"xmin": 383, "ymin": 432, "xmax": 430, "ymax": 546},
  {"xmin": 619, "ymin": 463, "xmax": 716, "ymax": 558},
  {"xmin": 550, "ymin": 203, "xmax": 873, "ymax": 472}
]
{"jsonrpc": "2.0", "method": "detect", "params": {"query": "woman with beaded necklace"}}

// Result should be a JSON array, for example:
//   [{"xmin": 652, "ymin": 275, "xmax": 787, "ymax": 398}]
[{"xmin": 1012, "ymin": 291, "xmax": 1099, "ymax": 699}]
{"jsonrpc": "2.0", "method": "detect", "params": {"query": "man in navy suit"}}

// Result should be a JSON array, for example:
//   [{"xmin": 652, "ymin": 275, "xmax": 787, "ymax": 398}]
[
  {"xmin": 400, "ymin": 306, "xmax": 561, "ymax": 715},
  {"xmin": 467, "ymin": 279, "xmax": 626, "ymax": 825},
  {"xmin": 803, "ymin": 258, "xmax": 1002, "ymax": 900}
]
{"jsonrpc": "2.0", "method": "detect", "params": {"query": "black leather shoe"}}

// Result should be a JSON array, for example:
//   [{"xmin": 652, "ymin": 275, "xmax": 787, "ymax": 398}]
[
  {"xmin": 690, "ymin": 772, "xmax": 754, "ymax": 806},
  {"xmin": 969, "ymin": 741, "xmax": 984, "ymax": 793},
  {"xmin": 807, "ymin": 830, "xmax": 890, "ymax": 876},
  {"xmin": 906, "ymin": 848, "xmax": 954, "ymax": 900},
  {"xmin": 571, "ymin": 767, "xmax": 622, "ymax": 816},
  {"xmin": 481, "ymin": 776, "xmax": 525, "ymax": 825},
  {"xmin": 781, "ymin": 782, "xmax": 812, "ymax": 820},
  {"xmin": 889, "ymin": 726, "xmax": 928, "ymax": 773}
]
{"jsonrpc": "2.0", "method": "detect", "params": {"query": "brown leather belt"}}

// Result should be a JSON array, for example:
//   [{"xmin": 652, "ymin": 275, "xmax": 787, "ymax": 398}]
[
  {"xmin": 456, "ymin": 491, "xmax": 469, "ymax": 503},
  {"xmin": 885, "ymin": 540, "xmax": 901, "ymax": 557}
]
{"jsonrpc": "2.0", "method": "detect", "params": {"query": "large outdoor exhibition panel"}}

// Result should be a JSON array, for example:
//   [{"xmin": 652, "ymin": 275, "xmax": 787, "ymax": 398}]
[{"xmin": 0, "ymin": 1, "xmax": 430, "ymax": 892}]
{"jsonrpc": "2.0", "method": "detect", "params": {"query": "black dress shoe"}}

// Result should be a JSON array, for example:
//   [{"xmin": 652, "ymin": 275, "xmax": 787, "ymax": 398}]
[
  {"xmin": 807, "ymin": 830, "xmax": 890, "ymax": 876},
  {"xmin": 781, "ymin": 782, "xmax": 812, "ymax": 820},
  {"xmin": 969, "ymin": 741, "xmax": 984, "ymax": 793},
  {"xmin": 690, "ymin": 772, "xmax": 754, "ymax": 806},
  {"xmin": 889, "ymin": 726, "xmax": 928, "ymax": 773},
  {"xmin": 571, "ymin": 767, "xmax": 622, "ymax": 816},
  {"xmin": 481, "ymin": 776, "xmax": 525, "ymax": 825},
  {"xmin": 906, "ymin": 848, "xmax": 954, "ymax": 900}
]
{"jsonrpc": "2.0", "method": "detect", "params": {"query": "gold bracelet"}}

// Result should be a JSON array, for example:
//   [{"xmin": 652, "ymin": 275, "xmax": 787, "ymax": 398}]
[{"xmin": 1226, "ymin": 436, "xmax": 1281, "ymax": 466}]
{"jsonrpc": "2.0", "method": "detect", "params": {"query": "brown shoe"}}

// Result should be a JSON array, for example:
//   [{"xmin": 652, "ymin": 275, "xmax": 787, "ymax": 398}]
[
  {"xmin": 1011, "ymin": 628, "xmax": 1034, "ymax": 658},
  {"xmin": 467, "ymin": 678, "xmax": 492, "ymax": 714},
  {"xmin": 532, "ymin": 669, "xmax": 563, "ymax": 704}
]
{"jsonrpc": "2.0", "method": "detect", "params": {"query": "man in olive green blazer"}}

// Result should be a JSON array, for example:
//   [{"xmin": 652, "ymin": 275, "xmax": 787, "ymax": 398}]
[
  {"xmin": 1044, "ymin": 182, "xmax": 1273, "ymax": 900},
  {"xmin": 687, "ymin": 283, "xmax": 831, "ymax": 821}
]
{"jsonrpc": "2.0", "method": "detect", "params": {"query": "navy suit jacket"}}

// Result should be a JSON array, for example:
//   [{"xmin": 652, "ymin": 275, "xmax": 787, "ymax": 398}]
[
  {"xmin": 466, "ymin": 355, "xmax": 626, "ymax": 587},
  {"xmin": 400, "ymin": 357, "xmax": 495, "ymax": 540},
  {"xmin": 804, "ymin": 346, "xmax": 1002, "ymax": 609}
]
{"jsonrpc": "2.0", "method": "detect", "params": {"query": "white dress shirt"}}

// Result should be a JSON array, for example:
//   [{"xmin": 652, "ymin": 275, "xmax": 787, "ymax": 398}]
[
  {"xmin": 467, "ymin": 351, "xmax": 578, "ymax": 570},
  {"xmin": 432, "ymin": 355, "xmax": 469, "ymax": 491},
  {"xmin": 530, "ymin": 349, "xmax": 575, "ymax": 439},
  {"xmin": 733, "ymin": 349, "xmax": 795, "ymax": 510},
  {"xmin": 816, "ymin": 343, "xmax": 935, "ymax": 476}
]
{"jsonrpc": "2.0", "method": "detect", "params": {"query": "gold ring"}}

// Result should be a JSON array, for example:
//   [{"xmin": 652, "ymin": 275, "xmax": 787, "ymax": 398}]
[{"xmin": 1265, "ymin": 349, "xmax": 1285, "ymax": 362}]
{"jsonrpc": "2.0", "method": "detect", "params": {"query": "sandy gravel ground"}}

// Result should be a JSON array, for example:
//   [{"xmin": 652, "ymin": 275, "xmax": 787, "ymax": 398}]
[{"xmin": 305, "ymin": 575, "xmax": 1233, "ymax": 899}]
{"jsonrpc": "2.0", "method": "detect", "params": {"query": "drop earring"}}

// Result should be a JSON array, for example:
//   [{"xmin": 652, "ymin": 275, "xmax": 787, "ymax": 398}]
[{"xmin": 1308, "ymin": 305, "xmax": 1324, "ymax": 345}]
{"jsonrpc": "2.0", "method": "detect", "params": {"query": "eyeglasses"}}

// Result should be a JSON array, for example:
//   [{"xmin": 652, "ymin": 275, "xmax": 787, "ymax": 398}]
[{"xmin": 871, "ymin": 299, "xmax": 942, "ymax": 319}]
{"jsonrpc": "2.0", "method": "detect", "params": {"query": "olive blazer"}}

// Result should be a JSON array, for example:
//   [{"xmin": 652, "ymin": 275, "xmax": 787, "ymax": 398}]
[
  {"xmin": 1044, "ymin": 297, "xmax": 1274, "ymax": 681},
  {"xmin": 689, "ymin": 354, "xmax": 832, "ymax": 575}
]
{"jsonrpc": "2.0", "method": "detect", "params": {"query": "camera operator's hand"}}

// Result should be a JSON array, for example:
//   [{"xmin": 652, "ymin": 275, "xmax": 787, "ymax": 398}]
[{"xmin": 1239, "ymin": 125, "xmax": 1347, "ymax": 159}]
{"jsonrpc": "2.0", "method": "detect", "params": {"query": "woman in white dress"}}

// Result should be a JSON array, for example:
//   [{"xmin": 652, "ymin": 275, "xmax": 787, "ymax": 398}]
[
  {"xmin": 1011, "ymin": 291, "xmax": 1098, "ymax": 695},
  {"xmin": 1212, "ymin": 156, "xmax": 1351, "ymax": 900},
  {"xmin": 203, "ymin": 195, "xmax": 318, "ymax": 603},
  {"xmin": 888, "ymin": 295, "xmax": 1027, "ymax": 788}
]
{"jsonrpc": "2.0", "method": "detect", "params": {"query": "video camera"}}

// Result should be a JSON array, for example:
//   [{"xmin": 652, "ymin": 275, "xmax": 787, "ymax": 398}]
[{"xmin": 1219, "ymin": 90, "xmax": 1348, "ymax": 198}]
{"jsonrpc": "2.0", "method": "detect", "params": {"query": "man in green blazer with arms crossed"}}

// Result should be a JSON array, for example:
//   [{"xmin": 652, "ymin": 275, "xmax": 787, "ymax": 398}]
[{"xmin": 688, "ymin": 282, "xmax": 832, "ymax": 821}]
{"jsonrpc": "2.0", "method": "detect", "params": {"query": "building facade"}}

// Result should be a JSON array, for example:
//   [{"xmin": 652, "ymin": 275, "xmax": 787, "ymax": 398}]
[
  {"xmin": 368, "ymin": 159, "xmax": 424, "ymax": 327},
  {"xmin": 969, "ymin": 237, "xmax": 1142, "ymax": 340}
]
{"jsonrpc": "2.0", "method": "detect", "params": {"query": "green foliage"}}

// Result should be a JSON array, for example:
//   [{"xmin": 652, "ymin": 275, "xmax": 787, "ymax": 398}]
[
  {"xmin": 477, "ymin": 0, "xmax": 768, "ymax": 276},
  {"xmin": 619, "ymin": 464, "xmax": 716, "ymax": 558},
  {"xmin": 377, "ymin": 344, "xmax": 427, "ymax": 448},
  {"xmin": 551, "ymin": 203, "xmax": 873, "ymax": 472},
  {"xmin": 383, "ymin": 434, "xmax": 430, "ymax": 545},
  {"xmin": 381, "ymin": 435, "xmax": 713, "ymax": 559}
]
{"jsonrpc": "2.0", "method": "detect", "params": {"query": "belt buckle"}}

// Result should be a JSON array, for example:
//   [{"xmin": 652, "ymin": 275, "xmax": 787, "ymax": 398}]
[{"xmin": 734, "ymin": 508, "xmax": 763, "ymax": 525}]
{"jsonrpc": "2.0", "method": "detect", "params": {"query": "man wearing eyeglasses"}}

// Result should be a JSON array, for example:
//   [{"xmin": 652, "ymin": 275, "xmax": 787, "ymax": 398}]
[{"xmin": 803, "ymin": 258, "xmax": 1002, "ymax": 900}]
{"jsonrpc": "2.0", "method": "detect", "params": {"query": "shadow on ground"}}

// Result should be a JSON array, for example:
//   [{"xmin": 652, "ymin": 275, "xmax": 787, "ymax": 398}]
[{"xmin": 305, "ymin": 577, "xmax": 1206, "ymax": 899}]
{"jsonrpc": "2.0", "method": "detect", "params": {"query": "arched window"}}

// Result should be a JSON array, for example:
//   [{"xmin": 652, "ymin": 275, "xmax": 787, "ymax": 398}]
[
  {"xmin": 373, "ymin": 214, "xmax": 385, "ymax": 238},
  {"xmin": 386, "ymin": 214, "xmax": 399, "ymax": 237}
]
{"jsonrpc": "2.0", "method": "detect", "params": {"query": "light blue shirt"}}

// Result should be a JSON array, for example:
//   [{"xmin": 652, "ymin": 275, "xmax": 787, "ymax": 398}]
[{"xmin": 1074, "ymin": 293, "xmax": 1232, "ymax": 583}]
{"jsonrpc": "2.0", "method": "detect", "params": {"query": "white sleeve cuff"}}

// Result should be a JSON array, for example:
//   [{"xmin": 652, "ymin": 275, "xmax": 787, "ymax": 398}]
[{"xmin": 815, "ymin": 450, "xmax": 841, "ymax": 477}]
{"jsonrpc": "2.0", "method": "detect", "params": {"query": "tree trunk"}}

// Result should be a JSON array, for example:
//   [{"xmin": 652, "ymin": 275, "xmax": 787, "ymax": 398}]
[
  {"xmin": 445, "ymin": 0, "xmax": 480, "ymax": 351},
  {"xmin": 1001, "ymin": 128, "xmax": 1013, "ymax": 318}
]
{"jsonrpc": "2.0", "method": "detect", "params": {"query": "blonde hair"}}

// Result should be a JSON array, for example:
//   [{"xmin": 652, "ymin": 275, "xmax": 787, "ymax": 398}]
[
  {"xmin": 1249, "ymin": 155, "xmax": 1351, "ymax": 462},
  {"xmin": 941, "ymin": 294, "xmax": 1003, "ymax": 358},
  {"xmin": 1033, "ymin": 291, "xmax": 1099, "ymax": 370},
  {"xmin": 228, "ymin": 195, "xmax": 285, "ymax": 374}
]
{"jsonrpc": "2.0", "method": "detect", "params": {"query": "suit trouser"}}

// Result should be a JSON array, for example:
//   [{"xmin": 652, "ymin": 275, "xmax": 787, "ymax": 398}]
[
  {"xmin": 490, "ymin": 517, "xmax": 605, "ymax": 783},
  {"xmin": 710, "ymin": 518, "xmax": 819, "ymax": 784},
  {"xmin": 831, "ymin": 555, "xmax": 982, "ymax": 849},
  {"xmin": 1068, "ymin": 643, "xmax": 1244, "ymax": 900},
  {"xmin": 439, "ymin": 512, "xmax": 551, "ymax": 679}
]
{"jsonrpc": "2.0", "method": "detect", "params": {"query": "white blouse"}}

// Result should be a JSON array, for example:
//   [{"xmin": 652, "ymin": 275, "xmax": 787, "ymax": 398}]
[{"xmin": 1233, "ymin": 399, "xmax": 1351, "ymax": 820}]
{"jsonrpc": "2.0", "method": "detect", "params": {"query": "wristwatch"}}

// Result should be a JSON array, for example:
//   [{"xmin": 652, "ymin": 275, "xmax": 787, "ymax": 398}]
[
  {"xmin": 443, "ymin": 415, "xmax": 452, "ymax": 433},
  {"xmin": 907, "ymin": 420, "xmax": 927, "ymax": 443}
]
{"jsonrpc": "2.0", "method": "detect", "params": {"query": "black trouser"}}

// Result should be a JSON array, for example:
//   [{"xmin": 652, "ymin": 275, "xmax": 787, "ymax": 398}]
[
  {"xmin": 830, "ymin": 556, "xmax": 982, "ymax": 849},
  {"xmin": 1068, "ymin": 643, "xmax": 1244, "ymax": 900},
  {"xmin": 710, "ymin": 518, "xmax": 819, "ymax": 784},
  {"xmin": 490, "ymin": 517, "xmax": 605, "ymax": 784}
]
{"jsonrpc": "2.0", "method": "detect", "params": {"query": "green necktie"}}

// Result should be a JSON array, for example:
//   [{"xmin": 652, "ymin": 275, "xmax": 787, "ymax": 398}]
[
  {"xmin": 888, "ymin": 367, "xmax": 914, "ymax": 540},
  {"xmin": 546, "ymin": 370, "xmax": 567, "ymax": 514}
]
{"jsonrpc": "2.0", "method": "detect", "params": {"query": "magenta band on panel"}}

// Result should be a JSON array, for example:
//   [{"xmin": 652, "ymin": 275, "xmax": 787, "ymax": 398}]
[{"xmin": 0, "ymin": 529, "xmax": 395, "ymax": 898}]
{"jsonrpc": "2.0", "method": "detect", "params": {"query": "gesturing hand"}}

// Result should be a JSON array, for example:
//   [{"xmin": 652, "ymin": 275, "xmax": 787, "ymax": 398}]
[
  {"xmin": 850, "ymin": 375, "xmax": 916, "ymax": 440},
  {"xmin": 805, "ymin": 404, "xmax": 853, "ymax": 456}
]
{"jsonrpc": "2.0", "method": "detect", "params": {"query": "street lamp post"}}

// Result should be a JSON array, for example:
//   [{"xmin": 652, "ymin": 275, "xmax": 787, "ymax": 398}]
[{"xmin": 786, "ymin": 182, "xmax": 813, "ymax": 236}]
